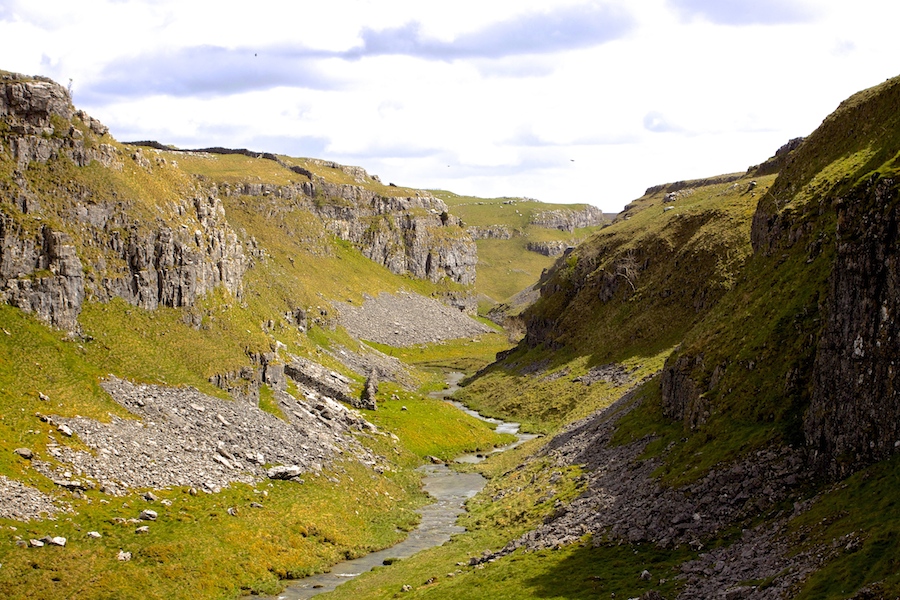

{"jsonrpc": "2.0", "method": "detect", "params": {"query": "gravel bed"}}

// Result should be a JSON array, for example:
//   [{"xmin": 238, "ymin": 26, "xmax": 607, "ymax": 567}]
[
  {"xmin": 0, "ymin": 475, "xmax": 69, "ymax": 521},
  {"xmin": 337, "ymin": 291, "xmax": 492, "ymax": 347},
  {"xmin": 32, "ymin": 376, "xmax": 384, "ymax": 496}
]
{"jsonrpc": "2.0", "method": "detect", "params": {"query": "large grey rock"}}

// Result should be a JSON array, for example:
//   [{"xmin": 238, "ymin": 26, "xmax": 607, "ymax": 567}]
[{"xmin": 266, "ymin": 465, "xmax": 302, "ymax": 480}]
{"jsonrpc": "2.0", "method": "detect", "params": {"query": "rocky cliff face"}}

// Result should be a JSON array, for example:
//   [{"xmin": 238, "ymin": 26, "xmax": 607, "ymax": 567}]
[
  {"xmin": 0, "ymin": 75, "xmax": 248, "ymax": 330},
  {"xmin": 0, "ymin": 218, "xmax": 84, "ymax": 331},
  {"xmin": 1, "ymin": 73, "xmax": 475, "ymax": 332},
  {"xmin": 530, "ymin": 205, "xmax": 606, "ymax": 232},
  {"xmin": 658, "ymin": 75, "xmax": 900, "ymax": 480},
  {"xmin": 805, "ymin": 175, "xmax": 900, "ymax": 477},
  {"xmin": 218, "ymin": 171, "xmax": 477, "ymax": 286}
]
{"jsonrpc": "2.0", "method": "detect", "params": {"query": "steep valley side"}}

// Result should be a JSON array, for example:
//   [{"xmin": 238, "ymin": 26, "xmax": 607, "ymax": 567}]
[{"xmin": 3, "ymin": 67, "xmax": 900, "ymax": 600}]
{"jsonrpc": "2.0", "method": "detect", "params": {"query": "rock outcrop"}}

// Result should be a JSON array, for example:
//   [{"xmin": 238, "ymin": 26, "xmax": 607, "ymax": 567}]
[
  {"xmin": 217, "ymin": 177, "xmax": 477, "ymax": 286},
  {"xmin": 805, "ymin": 175, "xmax": 900, "ymax": 477},
  {"xmin": 530, "ymin": 206, "xmax": 606, "ymax": 232},
  {"xmin": 525, "ymin": 240, "xmax": 571, "ymax": 257},
  {"xmin": 0, "ymin": 74, "xmax": 248, "ymax": 331},
  {"xmin": 468, "ymin": 225, "xmax": 513, "ymax": 240},
  {"xmin": 0, "ymin": 219, "xmax": 84, "ymax": 331},
  {"xmin": 1, "ymin": 72, "xmax": 474, "ymax": 333}
]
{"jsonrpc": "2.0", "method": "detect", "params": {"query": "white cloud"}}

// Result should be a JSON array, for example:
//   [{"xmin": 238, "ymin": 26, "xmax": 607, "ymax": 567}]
[{"xmin": 2, "ymin": 0, "xmax": 900, "ymax": 211}]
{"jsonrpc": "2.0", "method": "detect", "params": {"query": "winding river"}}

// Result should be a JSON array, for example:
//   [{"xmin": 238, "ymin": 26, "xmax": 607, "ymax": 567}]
[{"xmin": 261, "ymin": 373, "xmax": 535, "ymax": 599}]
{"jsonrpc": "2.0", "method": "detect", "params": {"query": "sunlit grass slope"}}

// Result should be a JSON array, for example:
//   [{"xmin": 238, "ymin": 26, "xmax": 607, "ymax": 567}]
[{"xmin": 433, "ymin": 191, "xmax": 608, "ymax": 308}]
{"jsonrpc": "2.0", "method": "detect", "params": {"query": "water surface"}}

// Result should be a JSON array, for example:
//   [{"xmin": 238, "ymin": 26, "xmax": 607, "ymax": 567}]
[{"xmin": 260, "ymin": 372, "xmax": 531, "ymax": 599}]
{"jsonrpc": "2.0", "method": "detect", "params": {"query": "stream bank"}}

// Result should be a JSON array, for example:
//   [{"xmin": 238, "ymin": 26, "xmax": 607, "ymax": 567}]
[{"xmin": 260, "ymin": 373, "xmax": 531, "ymax": 599}]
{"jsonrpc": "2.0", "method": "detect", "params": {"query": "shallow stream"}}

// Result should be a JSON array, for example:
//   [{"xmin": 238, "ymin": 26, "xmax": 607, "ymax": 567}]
[{"xmin": 260, "ymin": 372, "xmax": 534, "ymax": 599}]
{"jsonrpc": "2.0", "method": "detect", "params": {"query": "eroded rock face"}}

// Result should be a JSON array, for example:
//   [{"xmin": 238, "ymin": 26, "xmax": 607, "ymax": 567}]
[
  {"xmin": 95, "ymin": 194, "xmax": 246, "ymax": 311},
  {"xmin": 530, "ymin": 206, "xmax": 606, "ymax": 232},
  {"xmin": 806, "ymin": 176, "xmax": 900, "ymax": 477},
  {"xmin": 0, "ymin": 218, "xmax": 84, "ymax": 331},
  {"xmin": 1, "ymin": 74, "xmax": 121, "ymax": 170},
  {"xmin": 525, "ymin": 240, "xmax": 570, "ymax": 257},
  {"xmin": 0, "ymin": 75, "xmax": 249, "ymax": 331},
  {"xmin": 220, "ymin": 178, "xmax": 477, "ymax": 286}
]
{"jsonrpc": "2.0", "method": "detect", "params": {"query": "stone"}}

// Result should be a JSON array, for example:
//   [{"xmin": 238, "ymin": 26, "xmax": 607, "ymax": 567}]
[
  {"xmin": 135, "ymin": 526, "xmax": 149, "ymax": 534},
  {"xmin": 117, "ymin": 550, "xmax": 132, "ymax": 561},
  {"xmin": 267, "ymin": 465, "xmax": 302, "ymax": 480},
  {"xmin": 13, "ymin": 448, "xmax": 33, "ymax": 459},
  {"xmin": 47, "ymin": 536, "xmax": 66, "ymax": 547},
  {"xmin": 139, "ymin": 509, "xmax": 157, "ymax": 521},
  {"xmin": 29, "ymin": 539, "xmax": 44, "ymax": 547},
  {"xmin": 87, "ymin": 531, "xmax": 101, "ymax": 539},
  {"xmin": 358, "ymin": 372, "xmax": 378, "ymax": 410},
  {"xmin": 57, "ymin": 424, "xmax": 73, "ymax": 437},
  {"xmin": 640, "ymin": 569, "xmax": 652, "ymax": 581}
]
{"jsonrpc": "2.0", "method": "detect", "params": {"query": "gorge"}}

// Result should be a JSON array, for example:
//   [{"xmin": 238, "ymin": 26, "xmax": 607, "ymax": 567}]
[{"xmin": 2, "ymin": 69, "xmax": 900, "ymax": 600}]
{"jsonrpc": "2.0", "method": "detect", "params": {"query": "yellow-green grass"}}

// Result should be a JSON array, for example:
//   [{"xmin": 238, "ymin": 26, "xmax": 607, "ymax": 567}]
[
  {"xmin": 166, "ymin": 149, "xmax": 423, "ymax": 199},
  {"xmin": 318, "ymin": 452, "xmax": 693, "ymax": 600},
  {"xmin": 787, "ymin": 454, "xmax": 900, "ymax": 598},
  {"xmin": 258, "ymin": 384, "xmax": 288, "ymax": 421},
  {"xmin": 363, "ymin": 331, "xmax": 512, "ymax": 378},
  {"xmin": 524, "ymin": 173, "xmax": 773, "ymax": 361},
  {"xmin": 364, "ymin": 382, "xmax": 515, "ymax": 462},
  {"xmin": 433, "ymin": 191, "xmax": 602, "ymax": 230},
  {"xmin": 433, "ymin": 191, "xmax": 606, "ymax": 306},
  {"xmin": 472, "ymin": 237, "xmax": 558, "ymax": 307},
  {"xmin": 0, "ymin": 460, "xmax": 426, "ymax": 600},
  {"xmin": 160, "ymin": 151, "xmax": 301, "ymax": 186},
  {"xmin": 456, "ymin": 348, "xmax": 672, "ymax": 435},
  {"xmin": 0, "ymin": 303, "xmax": 513, "ymax": 599}
]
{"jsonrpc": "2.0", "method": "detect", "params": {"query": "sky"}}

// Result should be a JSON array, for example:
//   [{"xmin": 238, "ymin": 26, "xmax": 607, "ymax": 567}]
[{"xmin": 1, "ymin": 0, "xmax": 899, "ymax": 212}]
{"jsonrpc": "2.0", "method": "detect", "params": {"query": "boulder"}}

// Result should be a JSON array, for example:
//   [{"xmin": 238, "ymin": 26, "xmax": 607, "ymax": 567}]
[{"xmin": 267, "ymin": 465, "xmax": 302, "ymax": 480}]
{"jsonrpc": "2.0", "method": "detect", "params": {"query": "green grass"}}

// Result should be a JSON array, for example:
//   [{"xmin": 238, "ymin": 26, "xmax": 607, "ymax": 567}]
[
  {"xmin": 258, "ymin": 384, "xmax": 288, "ymax": 421},
  {"xmin": 0, "ymin": 460, "xmax": 426, "ymax": 600},
  {"xmin": 364, "ymin": 382, "xmax": 515, "ymax": 461},
  {"xmin": 456, "ymin": 349, "xmax": 671, "ymax": 434},
  {"xmin": 788, "ymin": 455, "xmax": 900, "ymax": 598},
  {"xmin": 0, "ymin": 302, "xmax": 515, "ymax": 600},
  {"xmin": 363, "ymin": 331, "xmax": 511, "ymax": 376},
  {"xmin": 319, "ymin": 449, "xmax": 692, "ymax": 600},
  {"xmin": 432, "ymin": 191, "xmax": 606, "ymax": 306}
]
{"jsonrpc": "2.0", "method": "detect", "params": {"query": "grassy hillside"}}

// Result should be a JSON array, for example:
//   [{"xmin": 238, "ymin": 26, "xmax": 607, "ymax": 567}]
[
  {"xmin": 433, "ymin": 192, "xmax": 608, "ymax": 310},
  {"xmin": 356, "ymin": 72, "xmax": 900, "ymax": 598},
  {"xmin": 456, "ymin": 171, "xmax": 770, "ymax": 431},
  {"xmin": 0, "ymin": 74, "xmax": 514, "ymax": 599}
]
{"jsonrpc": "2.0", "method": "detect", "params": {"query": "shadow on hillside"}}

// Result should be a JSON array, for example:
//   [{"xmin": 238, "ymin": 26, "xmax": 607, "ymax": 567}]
[{"xmin": 520, "ymin": 541, "xmax": 692, "ymax": 599}]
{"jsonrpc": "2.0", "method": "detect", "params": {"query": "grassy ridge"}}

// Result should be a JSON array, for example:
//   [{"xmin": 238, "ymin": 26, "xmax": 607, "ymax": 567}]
[
  {"xmin": 458, "ymin": 173, "xmax": 770, "ymax": 433},
  {"xmin": 432, "ymin": 191, "xmax": 607, "ymax": 308}
]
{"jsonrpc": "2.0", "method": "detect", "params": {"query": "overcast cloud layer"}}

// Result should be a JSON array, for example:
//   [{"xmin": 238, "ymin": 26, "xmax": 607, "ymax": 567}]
[{"xmin": 1, "ymin": 0, "xmax": 898, "ymax": 210}]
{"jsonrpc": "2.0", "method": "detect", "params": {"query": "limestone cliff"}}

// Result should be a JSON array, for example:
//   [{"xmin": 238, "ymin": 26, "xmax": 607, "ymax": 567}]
[
  {"xmin": 805, "ymin": 175, "xmax": 900, "ymax": 477},
  {"xmin": 0, "ymin": 72, "xmax": 476, "ymax": 332},
  {"xmin": 162, "ymin": 154, "xmax": 477, "ymax": 287},
  {"xmin": 657, "ymin": 75, "xmax": 900, "ymax": 479},
  {"xmin": 0, "ymin": 73, "xmax": 248, "ymax": 331},
  {"xmin": 530, "ymin": 205, "xmax": 606, "ymax": 232}
]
